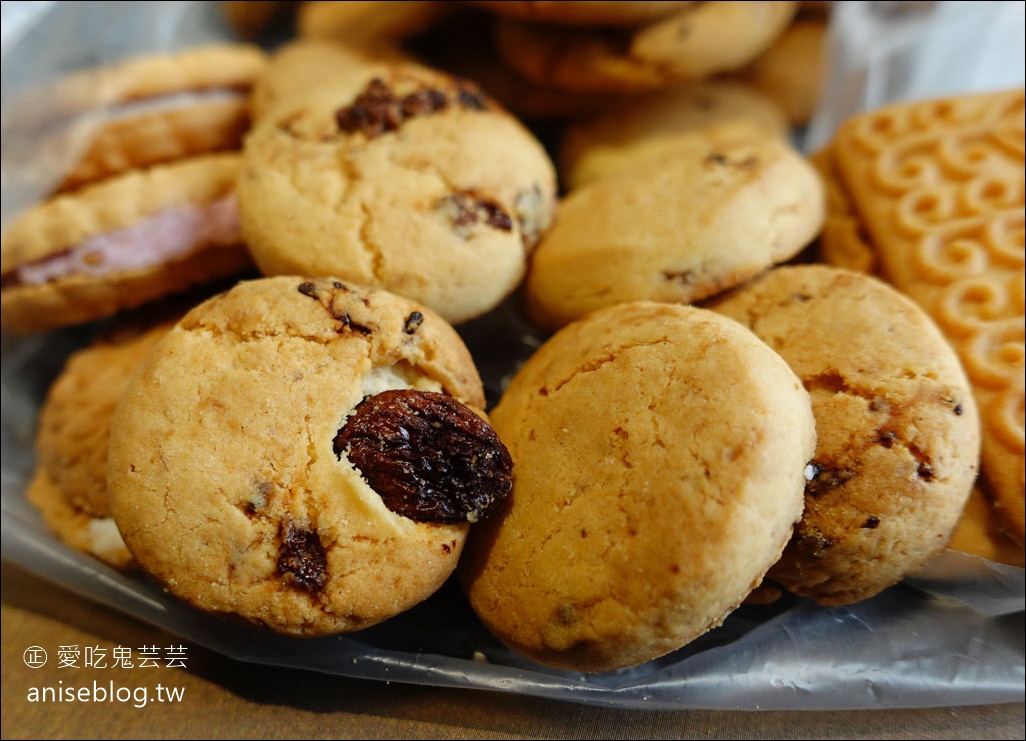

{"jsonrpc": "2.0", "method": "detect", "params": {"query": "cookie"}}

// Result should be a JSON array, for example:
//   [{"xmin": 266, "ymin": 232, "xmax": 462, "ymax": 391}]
[
  {"xmin": 249, "ymin": 38, "xmax": 411, "ymax": 123},
  {"xmin": 459, "ymin": 301, "xmax": 815, "ymax": 672},
  {"xmin": 708, "ymin": 265, "xmax": 982, "ymax": 605},
  {"xmin": 1, "ymin": 153, "xmax": 252, "ymax": 335},
  {"xmin": 494, "ymin": 2, "xmax": 798, "ymax": 94},
  {"xmin": 29, "ymin": 320, "xmax": 174, "ymax": 569},
  {"xmin": 296, "ymin": 1, "xmax": 455, "ymax": 45},
  {"xmin": 948, "ymin": 486, "xmax": 1026, "ymax": 568},
  {"xmin": 221, "ymin": 1, "xmax": 294, "ymax": 40},
  {"xmin": 734, "ymin": 18, "xmax": 828, "ymax": 126},
  {"xmin": 238, "ymin": 63, "xmax": 558, "ymax": 325},
  {"xmin": 466, "ymin": 1, "xmax": 693, "ymax": 26},
  {"xmin": 559, "ymin": 79, "xmax": 790, "ymax": 189},
  {"xmin": 818, "ymin": 89, "xmax": 1025, "ymax": 544},
  {"xmin": 525, "ymin": 133, "xmax": 824, "ymax": 331},
  {"xmin": 4, "ymin": 44, "xmax": 268, "ymax": 194},
  {"xmin": 107, "ymin": 276, "xmax": 511, "ymax": 637}
]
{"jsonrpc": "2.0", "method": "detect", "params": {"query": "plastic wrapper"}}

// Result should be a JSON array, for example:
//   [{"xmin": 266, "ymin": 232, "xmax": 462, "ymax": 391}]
[{"xmin": 2, "ymin": 1, "xmax": 1023, "ymax": 711}]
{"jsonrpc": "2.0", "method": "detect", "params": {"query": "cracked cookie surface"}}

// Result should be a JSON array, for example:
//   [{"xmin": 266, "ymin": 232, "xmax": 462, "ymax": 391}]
[
  {"xmin": 237, "ymin": 62, "xmax": 557, "ymax": 325},
  {"xmin": 459, "ymin": 301, "xmax": 815, "ymax": 672},
  {"xmin": 709, "ymin": 265, "xmax": 981, "ymax": 605},
  {"xmin": 108, "ymin": 276, "xmax": 491, "ymax": 636}
]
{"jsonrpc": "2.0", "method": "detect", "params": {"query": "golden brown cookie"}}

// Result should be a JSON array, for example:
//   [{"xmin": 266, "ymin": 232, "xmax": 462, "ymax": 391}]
[
  {"xmin": 709, "ymin": 265, "xmax": 982, "ymax": 605},
  {"xmin": 525, "ymin": 133, "xmax": 825, "ymax": 330},
  {"xmin": 108, "ymin": 276, "xmax": 511, "ymax": 637},
  {"xmin": 238, "ymin": 64, "xmax": 558, "ymax": 325},
  {"xmin": 494, "ymin": 1, "xmax": 798, "ymax": 94},
  {"xmin": 734, "ymin": 18, "xmax": 828, "ymax": 126},
  {"xmin": 818, "ymin": 89, "xmax": 1025, "ymax": 545},
  {"xmin": 948, "ymin": 486, "xmax": 1026, "ymax": 568},
  {"xmin": 2, "ymin": 44, "xmax": 267, "ymax": 194},
  {"xmin": 460, "ymin": 300, "xmax": 815, "ymax": 672},
  {"xmin": 296, "ymin": 1, "xmax": 455, "ymax": 45},
  {"xmin": 1, "ymin": 153, "xmax": 252, "ymax": 335},
  {"xmin": 559, "ymin": 79, "xmax": 790, "ymax": 189},
  {"xmin": 466, "ymin": 1, "xmax": 693, "ymax": 26},
  {"xmin": 29, "ymin": 319, "xmax": 175, "ymax": 570}
]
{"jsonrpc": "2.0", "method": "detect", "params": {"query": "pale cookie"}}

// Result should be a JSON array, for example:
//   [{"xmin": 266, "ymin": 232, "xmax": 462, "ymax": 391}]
[
  {"xmin": 296, "ymin": 1, "xmax": 455, "ymax": 45},
  {"xmin": 466, "ymin": 1, "xmax": 693, "ymax": 26},
  {"xmin": 27, "ymin": 469, "xmax": 134, "ymax": 571},
  {"xmin": 238, "ymin": 64, "xmax": 558, "ymax": 325},
  {"xmin": 1, "ymin": 153, "xmax": 252, "ymax": 335},
  {"xmin": 559, "ymin": 79, "xmax": 789, "ymax": 189},
  {"xmin": 460, "ymin": 301, "xmax": 815, "ymax": 672},
  {"xmin": 36, "ymin": 320, "xmax": 175, "ymax": 519},
  {"xmin": 108, "ymin": 276, "xmax": 511, "ymax": 637},
  {"xmin": 709, "ymin": 265, "xmax": 982, "ymax": 605},
  {"xmin": 494, "ymin": 2, "xmax": 798, "ymax": 94},
  {"xmin": 3, "ymin": 44, "xmax": 268, "ymax": 193},
  {"xmin": 249, "ymin": 39, "xmax": 410, "ymax": 123},
  {"xmin": 525, "ymin": 134, "xmax": 825, "ymax": 331},
  {"xmin": 820, "ymin": 89, "xmax": 1025, "ymax": 544},
  {"xmin": 734, "ymin": 18, "xmax": 828, "ymax": 126}
]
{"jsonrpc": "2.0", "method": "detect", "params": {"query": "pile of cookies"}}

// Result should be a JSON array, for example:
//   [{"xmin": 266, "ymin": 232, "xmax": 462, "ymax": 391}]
[{"xmin": 2, "ymin": 1, "xmax": 1021, "ymax": 674}]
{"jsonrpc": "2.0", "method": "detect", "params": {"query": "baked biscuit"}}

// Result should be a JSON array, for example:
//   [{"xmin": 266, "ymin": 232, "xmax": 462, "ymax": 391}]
[
  {"xmin": 559, "ymin": 80, "xmax": 789, "ymax": 189},
  {"xmin": 494, "ymin": 2, "xmax": 798, "ymax": 94},
  {"xmin": 296, "ymin": 1, "xmax": 454, "ymax": 45},
  {"xmin": 525, "ymin": 133, "xmax": 824, "ymax": 330},
  {"xmin": 466, "ymin": 1, "xmax": 693, "ymax": 26},
  {"xmin": 460, "ymin": 301, "xmax": 815, "ymax": 672},
  {"xmin": 1, "ymin": 153, "xmax": 252, "ymax": 335},
  {"xmin": 3, "ymin": 44, "xmax": 267, "ymax": 194},
  {"xmin": 818, "ymin": 89, "xmax": 1025, "ymax": 544},
  {"xmin": 238, "ymin": 64, "xmax": 558, "ymax": 325},
  {"xmin": 948, "ymin": 486, "xmax": 1026, "ymax": 568},
  {"xmin": 709, "ymin": 265, "xmax": 982, "ymax": 605},
  {"xmin": 29, "ymin": 320, "xmax": 174, "ymax": 569},
  {"xmin": 108, "ymin": 276, "xmax": 511, "ymax": 637}
]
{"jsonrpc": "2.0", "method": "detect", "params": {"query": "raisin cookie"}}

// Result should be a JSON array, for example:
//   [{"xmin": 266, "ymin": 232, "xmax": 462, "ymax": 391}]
[
  {"xmin": 29, "ymin": 320, "xmax": 174, "ymax": 570},
  {"xmin": 525, "ymin": 133, "xmax": 824, "ymax": 331},
  {"xmin": 460, "ymin": 301, "xmax": 815, "ymax": 672},
  {"xmin": 238, "ymin": 63, "xmax": 557, "ymax": 325},
  {"xmin": 708, "ymin": 265, "xmax": 981, "ymax": 605},
  {"xmin": 1, "ymin": 153, "xmax": 252, "ymax": 335},
  {"xmin": 108, "ymin": 276, "xmax": 511, "ymax": 637},
  {"xmin": 494, "ymin": 1, "xmax": 798, "ymax": 94}
]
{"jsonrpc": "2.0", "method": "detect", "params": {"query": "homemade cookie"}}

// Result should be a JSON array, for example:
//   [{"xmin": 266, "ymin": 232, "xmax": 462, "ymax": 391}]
[
  {"xmin": 494, "ymin": 1, "xmax": 798, "ymax": 94},
  {"xmin": 708, "ymin": 265, "xmax": 982, "ymax": 605},
  {"xmin": 559, "ymin": 79, "xmax": 789, "ymax": 189},
  {"xmin": 2, "ymin": 44, "xmax": 267, "ymax": 194},
  {"xmin": 525, "ymin": 133, "xmax": 824, "ymax": 330},
  {"xmin": 29, "ymin": 320, "xmax": 174, "ymax": 569},
  {"xmin": 1, "ymin": 153, "xmax": 252, "ymax": 335},
  {"xmin": 466, "ymin": 1, "xmax": 693, "ymax": 26},
  {"xmin": 734, "ymin": 18, "xmax": 828, "ymax": 125},
  {"xmin": 460, "ymin": 301, "xmax": 815, "ymax": 672},
  {"xmin": 818, "ymin": 89, "xmax": 1025, "ymax": 544},
  {"xmin": 238, "ymin": 63, "xmax": 558, "ymax": 325},
  {"xmin": 108, "ymin": 276, "xmax": 511, "ymax": 637}
]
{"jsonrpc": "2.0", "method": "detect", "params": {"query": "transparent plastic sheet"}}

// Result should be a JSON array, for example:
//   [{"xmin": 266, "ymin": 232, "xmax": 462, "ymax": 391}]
[{"xmin": 1, "ymin": 1, "xmax": 1024, "ymax": 711}]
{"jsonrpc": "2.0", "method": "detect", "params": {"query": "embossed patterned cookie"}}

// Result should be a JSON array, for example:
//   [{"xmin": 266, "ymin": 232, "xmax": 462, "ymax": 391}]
[
  {"xmin": 818, "ymin": 89, "xmax": 1025, "ymax": 544},
  {"xmin": 238, "ymin": 63, "xmax": 558, "ymax": 325},
  {"xmin": 494, "ymin": 1, "xmax": 798, "ymax": 94},
  {"xmin": 526, "ymin": 133, "xmax": 824, "ymax": 330},
  {"xmin": 460, "ymin": 301, "xmax": 815, "ymax": 672},
  {"xmin": 709, "ymin": 265, "xmax": 981, "ymax": 604},
  {"xmin": 1, "ymin": 153, "xmax": 252, "ymax": 335},
  {"xmin": 29, "ymin": 319, "xmax": 174, "ymax": 570},
  {"xmin": 108, "ymin": 276, "xmax": 511, "ymax": 637}
]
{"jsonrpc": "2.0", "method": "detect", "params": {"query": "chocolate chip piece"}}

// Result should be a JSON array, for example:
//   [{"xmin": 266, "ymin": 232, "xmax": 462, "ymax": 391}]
[
  {"xmin": 438, "ymin": 192, "xmax": 513, "ymax": 238},
  {"xmin": 277, "ymin": 522, "xmax": 328, "ymax": 593},
  {"xmin": 403, "ymin": 311, "xmax": 424, "ymax": 334},
  {"xmin": 861, "ymin": 516, "xmax": 881, "ymax": 529},
  {"xmin": 804, "ymin": 461, "xmax": 856, "ymax": 497},
  {"xmin": 335, "ymin": 78, "xmax": 403, "ymax": 138},
  {"xmin": 334, "ymin": 389, "xmax": 513, "ymax": 523}
]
